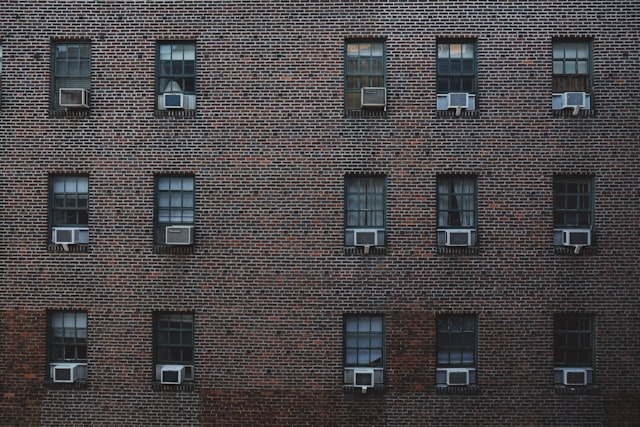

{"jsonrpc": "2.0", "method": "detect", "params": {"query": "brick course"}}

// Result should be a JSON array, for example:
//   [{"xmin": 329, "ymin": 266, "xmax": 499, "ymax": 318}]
[{"xmin": 1, "ymin": 1, "xmax": 639, "ymax": 426}]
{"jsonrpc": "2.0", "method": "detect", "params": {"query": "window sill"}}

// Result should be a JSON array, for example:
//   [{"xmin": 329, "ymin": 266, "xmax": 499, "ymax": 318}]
[
  {"xmin": 553, "ymin": 246, "xmax": 598, "ymax": 256},
  {"xmin": 344, "ymin": 246, "xmax": 387, "ymax": 256},
  {"xmin": 154, "ymin": 109, "xmax": 196, "ymax": 118},
  {"xmin": 344, "ymin": 109, "xmax": 387, "ymax": 118},
  {"xmin": 554, "ymin": 385, "xmax": 600, "ymax": 395},
  {"xmin": 552, "ymin": 109, "xmax": 596, "ymax": 118},
  {"xmin": 44, "ymin": 379, "xmax": 89, "ymax": 390},
  {"xmin": 48, "ymin": 243, "xmax": 89, "ymax": 253},
  {"xmin": 49, "ymin": 109, "xmax": 90, "ymax": 118},
  {"xmin": 152, "ymin": 381, "xmax": 196, "ymax": 392},
  {"xmin": 436, "ymin": 246, "xmax": 479, "ymax": 255},
  {"xmin": 436, "ymin": 385, "xmax": 481, "ymax": 395},
  {"xmin": 153, "ymin": 244, "xmax": 195, "ymax": 255},
  {"xmin": 343, "ymin": 384, "xmax": 386, "ymax": 395},
  {"xmin": 436, "ymin": 109, "xmax": 479, "ymax": 118}
]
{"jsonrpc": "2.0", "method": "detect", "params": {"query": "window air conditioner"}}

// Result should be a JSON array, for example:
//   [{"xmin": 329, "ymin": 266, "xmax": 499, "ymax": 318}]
[
  {"xmin": 561, "ymin": 92, "xmax": 587, "ymax": 109},
  {"xmin": 158, "ymin": 93, "xmax": 184, "ymax": 110},
  {"xmin": 52, "ymin": 227, "xmax": 87, "ymax": 245},
  {"xmin": 353, "ymin": 368, "xmax": 375, "ymax": 390},
  {"xmin": 160, "ymin": 365, "xmax": 186, "ymax": 385},
  {"xmin": 445, "ymin": 368, "xmax": 470, "ymax": 386},
  {"xmin": 59, "ymin": 88, "xmax": 90, "ymax": 109},
  {"xmin": 361, "ymin": 87, "xmax": 386, "ymax": 107},
  {"xmin": 165, "ymin": 225, "xmax": 194, "ymax": 245},
  {"xmin": 52, "ymin": 363, "xmax": 82, "ymax": 383},
  {"xmin": 562, "ymin": 229, "xmax": 591, "ymax": 247},
  {"xmin": 562, "ymin": 368, "xmax": 587, "ymax": 386},
  {"xmin": 447, "ymin": 92, "xmax": 470, "ymax": 109},
  {"xmin": 353, "ymin": 229, "xmax": 378, "ymax": 247},
  {"xmin": 445, "ymin": 229, "xmax": 472, "ymax": 247}
]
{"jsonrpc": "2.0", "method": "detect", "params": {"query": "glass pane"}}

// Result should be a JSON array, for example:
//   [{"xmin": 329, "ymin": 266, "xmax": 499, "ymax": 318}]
[
  {"xmin": 170, "ymin": 177, "xmax": 183, "ymax": 190},
  {"xmin": 370, "ymin": 350, "xmax": 382, "ymax": 364},
  {"xmin": 77, "ymin": 178, "xmax": 89, "ymax": 193},
  {"xmin": 462, "ymin": 350, "xmax": 474, "ymax": 363},
  {"xmin": 449, "ymin": 44, "xmax": 462, "ymax": 58},
  {"xmin": 63, "ymin": 312, "xmax": 76, "ymax": 327},
  {"xmin": 461, "ymin": 44, "xmax": 474, "ymax": 58},
  {"xmin": 565, "ymin": 45, "xmax": 577, "ymax": 58},
  {"xmin": 553, "ymin": 61, "xmax": 564, "ymax": 74},
  {"xmin": 158, "ymin": 210, "xmax": 171, "ymax": 222},
  {"xmin": 576, "ymin": 43, "xmax": 588, "ymax": 58},
  {"xmin": 182, "ymin": 210, "xmax": 194, "ymax": 223},
  {"xmin": 358, "ymin": 335, "xmax": 369, "ymax": 347},
  {"xmin": 346, "ymin": 334, "xmax": 357, "ymax": 347},
  {"xmin": 358, "ymin": 317, "xmax": 371, "ymax": 332},
  {"xmin": 182, "ymin": 193, "xmax": 194, "ymax": 207},
  {"xmin": 370, "ymin": 334, "xmax": 382, "ymax": 348},
  {"xmin": 437, "ymin": 44, "xmax": 449, "ymax": 58},
  {"xmin": 158, "ymin": 193, "xmax": 170, "ymax": 207},
  {"xmin": 346, "ymin": 349, "xmax": 357, "ymax": 364},
  {"xmin": 170, "ymin": 193, "xmax": 183, "ymax": 207},
  {"xmin": 51, "ymin": 313, "xmax": 63, "ymax": 328},
  {"xmin": 577, "ymin": 60, "xmax": 588, "ymax": 74},
  {"xmin": 159, "ymin": 44, "xmax": 171, "ymax": 61},
  {"xmin": 76, "ymin": 313, "xmax": 87, "ymax": 328},
  {"xmin": 565, "ymin": 62, "xmax": 576, "ymax": 74},
  {"xmin": 158, "ymin": 178, "xmax": 170, "ymax": 191},
  {"xmin": 357, "ymin": 350, "xmax": 370, "ymax": 364},
  {"xmin": 170, "ymin": 211, "xmax": 183, "ymax": 222},
  {"xmin": 371, "ymin": 43, "xmax": 383, "ymax": 57},
  {"xmin": 437, "ymin": 351, "xmax": 449, "ymax": 364},
  {"xmin": 183, "ymin": 44, "xmax": 195, "ymax": 61}
]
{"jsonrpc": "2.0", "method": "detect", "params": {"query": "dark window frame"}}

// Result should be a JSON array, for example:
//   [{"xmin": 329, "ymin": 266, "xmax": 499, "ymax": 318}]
[
  {"xmin": 153, "ymin": 311, "xmax": 195, "ymax": 380},
  {"xmin": 436, "ymin": 39, "xmax": 477, "ymax": 94},
  {"xmin": 343, "ymin": 314, "xmax": 385, "ymax": 387},
  {"xmin": 156, "ymin": 41, "xmax": 197, "ymax": 97},
  {"xmin": 553, "ymin": 174, "xmax": 594, "ymax": 229},
  {"xmin": 344, "ymin": 175, "xmax": 387, "ymax": 248},
  {"xmin": 154, "ymin": 174, "xmax": 195, "ymax": 245},
  {"xmin": 47, "ymin": 310, "xmax": 88, "ymax": 381},
  {"xmin": 344, "ymin": 39, "xmax": 387, "ymax": 111},
  {"xmin": 51, "ymin": 40, "xmax": 91, "ymax": 112}
]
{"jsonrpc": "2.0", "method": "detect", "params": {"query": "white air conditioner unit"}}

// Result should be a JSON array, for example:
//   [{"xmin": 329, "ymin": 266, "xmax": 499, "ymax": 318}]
[
  {"xmin": 59, "ymin": 88, "xmax": 90, "ymax": 109},
  {"xmin": 353, "ymin": 229, "xmax": 378, "ymax": 247},
  {"xmin": 361, "ymin": 87, "xmax": 386, "ymax": 107},
  {"xmin": 561, "ymin": 92, "xmax": 587, "ymax": 115},
  {"xmin": 52, "ymin": 363, "xmax": 82, "ymax": 383},
  {"xmin": 52, "ymin": 227, "xmax": 88, "ymax": 245},
  {"xmin": 447, "ymin": 92, "xmax": 470, "ymax": 109},
  {"xmin": 165, "ymin": 225, "xmax": 194, "ymax": 245},
  {"xmin": 158, "ymin": 93, "xmax": 184, "ymax": 110},
  {"xmin": 562, "ymin": 368, "xmax": 587, "ymax": 386},
  {"xmin": 445, "ymin": 229, "xmax": 472, "ymax": 247},
  {"xmin": 445, "ymin": 368, "xmax": 470, "ymax": 386},
  {"xmin": 161, "ymin": 365, "xmax": 185, "ymax": 385},
  {"xmin": 562, "ymin": 229, "xmax": 591, "ymax": 247},
  {"xmin": 353, "ymin": 368, "xmax": 375, "ymax": 390}
]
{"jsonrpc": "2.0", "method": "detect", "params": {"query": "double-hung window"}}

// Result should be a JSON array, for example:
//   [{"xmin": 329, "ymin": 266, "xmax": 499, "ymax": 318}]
[
  {"xmin": 437, "ymin": 39, "xmax": 477, "ymax": 114},
  {"xmin": 50, "ymin": 175, "xmax": 89, "ymax": 246},
  {"xmin": 343, "ymin": 315, "xmax": 385, "ymax": 390},
  {"xmin": 552, "ymin": 39, "xmax": 592, "ymax": 113},
  {"xmin": 554, "ymin": 314, "xmax": 594, "ymax": 386},
  {"xmin": 553, "ymin": 175, "xmax": 594, "ymax": 248},
  {"xmin": 154, "ymin": 312, "xmax": 195, "ymax": 384},
  {"xmin": 156, "ymin": 42, "xmax": 196, "ymax": 111},
  {"xmin": 436, "ymin": 314, "xmax": 477, "ymax": 387},
  {"xmin": 51, "ymin": 41, "xmax": 91, "ymax": 112},
  {"xmin": 155, "ymin": 175, "xmax": 195, "ymax": 247},
  {"xmin": 437, "ymin": 175, "xmax": 477, "ymax": 247},
  {"xmin": 48, "ymin": 311, "xmax": 88, "ymax": 383},
  {"xmin": 345, "ymin": 175, "xmax": 386, "ymax": 250},
  {"xmin": 345, "ymin": 40, "xmax": 386, "ymax": 112}
]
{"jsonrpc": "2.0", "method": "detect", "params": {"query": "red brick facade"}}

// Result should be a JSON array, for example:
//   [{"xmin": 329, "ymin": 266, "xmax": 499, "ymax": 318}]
[{"xmin": 1, "ymin": 2, "xmax": 638, "ymax": 426}]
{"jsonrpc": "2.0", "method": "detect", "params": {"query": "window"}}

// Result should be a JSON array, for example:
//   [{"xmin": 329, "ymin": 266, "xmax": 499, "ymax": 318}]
[
  {"xmin": 437, "ymin": 175, "xmax": 477, "ymax": 247},
  {"xmin": 0, "ymin": 42, "xmax": 3, "ymax": 74},
  {"xmin": 345, "ymin": 40, "xmax": 386, "ymax": 112},
  {"xmin": 154, "ymin": 312, "xmax": 194, "ymax": 384},
  {"xmin": 553, "ymin": 175, "xmax": 593, "ymax": 246},
  {"xmin": 156, "ymin": 42, "xmax": 196, "ymax": 111},
  {"xmin": 154, "ymin": 175, "xmax": 195, "ymax": 246},
  {"xmin": 344, "ymin": 175, "xmax": 386, "ymax": 249},
  {"xmin": 50, "ymin": 175, "xmax": 89, "ymax": 245},
  {"xmin": 437, "ymin": 40, "xmax": 477, "ymax": 113},
  {"xmin": 51, "ymin": 41, "xmax": 91, "ymax": 111},
  {"xmin": 436, "ymin": 314, "xmax": 477, "ymax": 386},
  {"xmin": 552, "ymin": 39, "xmax": 592, "ymax": 112},
  {"xmin": 343, "ymin": 315, "xmax": 385, "ymax": 389},
  {"xmin": 554, "ymin": 314, "xmax": 594, "ymax": 386},
  {"xmin": 47, "ymin": 311, "xmax": 88, "ymax": 383}
]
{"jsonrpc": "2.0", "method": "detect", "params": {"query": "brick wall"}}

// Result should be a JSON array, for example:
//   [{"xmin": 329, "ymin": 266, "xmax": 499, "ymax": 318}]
[{"xmin": 1, "ymin": 1, "xmax": 638, "ymax": 426}]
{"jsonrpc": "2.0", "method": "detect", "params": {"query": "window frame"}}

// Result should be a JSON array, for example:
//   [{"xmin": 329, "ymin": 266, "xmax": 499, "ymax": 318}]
[
  {"xmin": 49, "ymin": 174, "xmax": 90, "ymax": 245},
  {"xmin": 554, "ymin": 314, "xmax": 595, "ymax": 386},
  {"xmin": 153, "ymin": 311, "xmax": 195, "ymax": 383},
  {"xmin": 435, "ymin": 38, "xmax": 478, "ymax": 111},
  {"xmin": 343, "ymin": 314, "xmax": 385, "ymax": 388},
  {"xmin": 552, "ymin": 38, "xmax": 593, "ymax": 111},
  {"xmin": 154, "ymin": 174, "xmax": 196, "ymax": 245},
  {"xmin": 47, "ymin": 310, "xmax": 88, "ymax": 382},
  {"xmin": 436, "ymin": 174, "xmax": 478, "ymax": 246},
  {"xmin": 51, "ymin": 40, "xmax": 91, "ymax": 112},
  {"xmin": 436, "ymin": 314, "xmax": 478, "ymax": 386},
  {"xmin": 344, "ymin": 39, "xmax": 387, "ymax": 112},
  {"xmin": 553, "ymin": 174, "xmax": 594, "ymax": 246},
  {"xmin": 156, "ymin": 41, "xmax": 197, "ymax": 111},
  {"xmin": 344, "ymin": 175, "xmax": 387, "ymax": 248}
]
